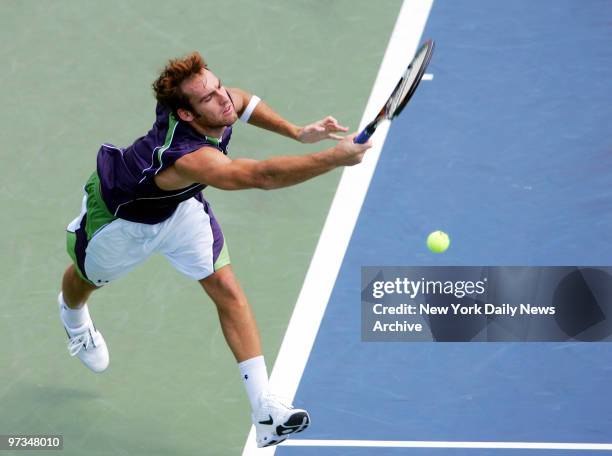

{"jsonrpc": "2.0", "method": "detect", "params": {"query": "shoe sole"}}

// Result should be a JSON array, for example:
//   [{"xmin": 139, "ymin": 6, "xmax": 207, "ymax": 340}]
[
  {"xmin": 261, "ymin": 436, "xmax": 287, "ymax": 448},
  {"xmin": 276, "ymin": 411, "xmax": 310, "ymax": 437}
]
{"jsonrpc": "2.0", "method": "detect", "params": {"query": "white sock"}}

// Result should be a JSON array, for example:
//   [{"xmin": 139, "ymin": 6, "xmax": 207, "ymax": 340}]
[
  {"xmin": 59, "ymin": 292, "xmax": 90, "ymax": 329},
  {"xmin": 238, "ymin": 355, "xmax": 269, "ymax": 412}
]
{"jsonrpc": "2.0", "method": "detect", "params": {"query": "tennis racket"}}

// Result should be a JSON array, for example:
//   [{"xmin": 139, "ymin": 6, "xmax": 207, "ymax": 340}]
[{"xmin": 354, "ymin": 39, "xmax": 435, "ymax": 144}]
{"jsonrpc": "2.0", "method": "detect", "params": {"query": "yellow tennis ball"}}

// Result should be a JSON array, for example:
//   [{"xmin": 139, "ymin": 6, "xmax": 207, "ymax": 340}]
[{"xmin": 427, "ymin": 230, "xmax": 450, "ymax": 253}]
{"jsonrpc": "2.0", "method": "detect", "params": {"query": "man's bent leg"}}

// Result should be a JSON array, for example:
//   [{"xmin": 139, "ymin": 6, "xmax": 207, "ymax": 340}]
[
  {"xmin": 62, "ymin": 264, "xmax": 98, "ymax": 308},
  {"xmin": 58, "ymin": 264, "xmax": 109, "ymax": 373}
]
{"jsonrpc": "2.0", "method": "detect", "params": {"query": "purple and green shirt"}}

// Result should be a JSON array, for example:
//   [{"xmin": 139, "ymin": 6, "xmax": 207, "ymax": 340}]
[{"xmin": 96, "ymin": 103, "xmax": 232, "ymax": 224}]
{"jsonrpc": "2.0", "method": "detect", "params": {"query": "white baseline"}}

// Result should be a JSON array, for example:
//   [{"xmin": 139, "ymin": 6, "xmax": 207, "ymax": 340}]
[{"xmin": 283, "ymin": 440, "xmax": 612, "ymax": 451}]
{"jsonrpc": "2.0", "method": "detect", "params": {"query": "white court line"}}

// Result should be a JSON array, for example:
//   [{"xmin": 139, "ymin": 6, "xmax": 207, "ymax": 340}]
[
  {"xmin": 241, "ymin": 0, "xmax": 434, "ymax": 454},
  {"xmin": 283, "ymin": 440, "xmax": 612, "ymax": 451}
]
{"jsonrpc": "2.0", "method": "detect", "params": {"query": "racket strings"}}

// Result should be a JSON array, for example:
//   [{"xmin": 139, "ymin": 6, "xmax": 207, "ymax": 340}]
[
  {"xmin": 390, "ymin": 74, "xmax": 412, "ymax": 114},
  {"xmin": 389, "ymin": 46, "xmax": 430, "ymax": 117}
]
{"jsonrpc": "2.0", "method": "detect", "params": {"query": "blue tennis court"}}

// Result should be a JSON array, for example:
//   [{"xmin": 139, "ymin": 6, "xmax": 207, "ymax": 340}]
[{"xmin": 270, "ymin": 0, "xmax": 612, "ymax": 454}]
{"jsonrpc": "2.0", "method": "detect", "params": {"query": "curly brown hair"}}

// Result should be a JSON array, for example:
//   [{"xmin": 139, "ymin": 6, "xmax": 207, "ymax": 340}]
[{"xmin": 152, "ymin": 52, "xmax": 207, "ymax": 115}]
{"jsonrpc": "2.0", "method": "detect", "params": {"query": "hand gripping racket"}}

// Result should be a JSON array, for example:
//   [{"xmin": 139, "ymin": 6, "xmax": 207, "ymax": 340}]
[{"xmin": 354, "ymin": 39, "xmax": 435, "ymax": 144}]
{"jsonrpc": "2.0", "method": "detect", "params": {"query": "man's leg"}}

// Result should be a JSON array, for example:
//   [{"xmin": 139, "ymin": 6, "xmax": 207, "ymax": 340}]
[
  {"xmin": 60, "ymin": 178, "xmax": 153, "ymax": 373},
  {"xmin": 199, "ymin": 265, "xmax": 268, "ymax": 412},
  {"xmin": 199, "ymin": 264, "xmax": 261, "ymax": 362},
  {"xmin": 199, "ymin": 265, "xmax": 309, "ymax": 447},
  {"xmin": 62, "ymin": 264, "xmax": 97, "ymax": 308},
  {"xmin": 58, "ymin": 264, "xmax": 109, "ymax": 373}
]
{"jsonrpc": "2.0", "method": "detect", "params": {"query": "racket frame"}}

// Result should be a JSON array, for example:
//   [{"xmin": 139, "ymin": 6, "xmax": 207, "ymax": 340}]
[{"xmin": 354, "ymin": 39, "xmax": 435, "ymax": 144}]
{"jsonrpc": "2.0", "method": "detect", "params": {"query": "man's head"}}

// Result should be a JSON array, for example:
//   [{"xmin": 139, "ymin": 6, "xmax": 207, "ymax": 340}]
[{"xmin": 152, "ymin": 52, "xmax": 237, "ymax": 131}]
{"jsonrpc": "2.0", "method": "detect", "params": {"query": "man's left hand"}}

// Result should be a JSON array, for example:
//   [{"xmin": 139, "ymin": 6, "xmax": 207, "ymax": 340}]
[{"xmin": 296, "ymin": 116, "xmax": 349, "ymax": 143}]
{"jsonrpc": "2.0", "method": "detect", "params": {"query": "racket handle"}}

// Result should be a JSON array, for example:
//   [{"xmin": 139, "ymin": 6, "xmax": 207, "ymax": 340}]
[{"xmin": 354, "ymin": 127, "xmax": 374, "ymax": 144}]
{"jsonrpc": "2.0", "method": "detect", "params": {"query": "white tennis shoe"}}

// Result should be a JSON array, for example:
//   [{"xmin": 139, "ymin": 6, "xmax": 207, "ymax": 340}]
[
  {"xmin": 253, "ymin": 393, "xmax": 310, "ymax": 448},
  {"xmin": 58, "ymin": 295, "xmax": 109, "ymax": 373}
]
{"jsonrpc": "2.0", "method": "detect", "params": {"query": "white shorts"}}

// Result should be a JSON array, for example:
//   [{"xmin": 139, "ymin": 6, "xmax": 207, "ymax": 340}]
[{"xmin": 66, "ymin": 196, "xmax": 230, "ymax": 286}]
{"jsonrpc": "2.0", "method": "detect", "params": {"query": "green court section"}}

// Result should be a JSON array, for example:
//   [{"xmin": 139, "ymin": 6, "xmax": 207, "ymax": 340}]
[{"xmin": 0, "ymin": 1, "xmax": 401, "ymax": 455}]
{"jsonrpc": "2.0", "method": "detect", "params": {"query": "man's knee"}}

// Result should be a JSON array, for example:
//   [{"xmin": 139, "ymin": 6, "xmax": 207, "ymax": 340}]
[
  {"xmin": 200, "ymin": 266, "xmax": 247, "ymax": 308},
  {"xmin": 63, "ymin": 264, "xmax": 97, "ymax": 292},
  {"xmin": 62, "ymin": 264, "xmax": 98, "ymax": 308}
]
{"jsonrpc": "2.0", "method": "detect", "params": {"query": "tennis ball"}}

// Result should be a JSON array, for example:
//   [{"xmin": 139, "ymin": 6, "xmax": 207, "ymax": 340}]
[{"xmin": 427, "ymin": 230, "xmax": 450, "ymax": 253}]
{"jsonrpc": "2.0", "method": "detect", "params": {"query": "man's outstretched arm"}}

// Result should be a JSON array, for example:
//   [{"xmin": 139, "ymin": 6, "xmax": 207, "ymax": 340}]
[
  {"xmin": 228, "ymin": 87, "xmax": 349, "ymax": 143},
  {"xmin": 174, "ymin": 133, "xmax": 371, "ymax": 191}
]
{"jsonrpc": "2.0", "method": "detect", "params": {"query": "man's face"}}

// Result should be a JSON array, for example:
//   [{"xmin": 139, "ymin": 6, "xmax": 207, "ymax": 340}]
[{"xmin": 180, "ymin": 69, "xmax": 237, "ymax": 129}]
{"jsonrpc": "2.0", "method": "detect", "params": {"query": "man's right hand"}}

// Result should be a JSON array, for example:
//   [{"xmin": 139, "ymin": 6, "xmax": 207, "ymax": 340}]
[{"xmin": 330, "ymin": 133, "xmax": 373, "ymax": 166}]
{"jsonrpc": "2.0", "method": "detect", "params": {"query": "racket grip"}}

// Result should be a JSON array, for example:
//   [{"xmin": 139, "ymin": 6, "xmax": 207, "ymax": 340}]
[{"xmin": 354, "ymin": 128, "xmax": 372, "ymax": 144}]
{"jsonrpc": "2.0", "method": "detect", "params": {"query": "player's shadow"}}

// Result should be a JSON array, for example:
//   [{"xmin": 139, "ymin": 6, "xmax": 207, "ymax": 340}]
[
  {"xmin": 7, "ymin": 382, "xmax": 197, "ymax": 456},
  {"xmin": 26, "ymin": 383, "xmax": 102, "ymax": 404}
]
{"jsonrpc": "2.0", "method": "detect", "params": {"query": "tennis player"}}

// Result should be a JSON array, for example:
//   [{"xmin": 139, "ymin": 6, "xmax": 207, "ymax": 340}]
[{"xmin": 58, "ymin": 51, "xmax": 371, "ymax": 447}]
